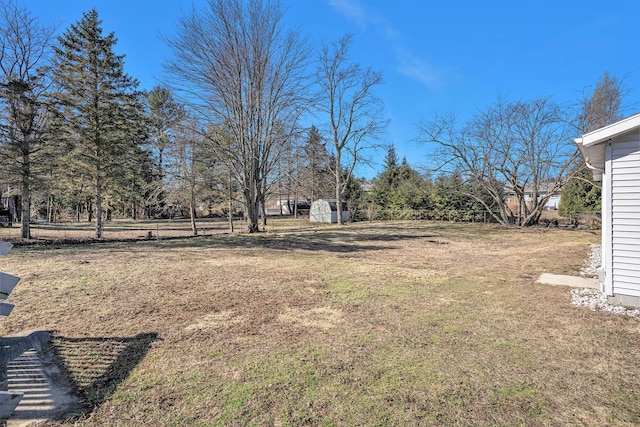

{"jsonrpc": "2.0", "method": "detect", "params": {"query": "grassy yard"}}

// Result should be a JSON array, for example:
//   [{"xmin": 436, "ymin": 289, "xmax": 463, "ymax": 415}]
[{"xmin": 1, "ymin": 220, "xmax": 636, "ymax": 426}]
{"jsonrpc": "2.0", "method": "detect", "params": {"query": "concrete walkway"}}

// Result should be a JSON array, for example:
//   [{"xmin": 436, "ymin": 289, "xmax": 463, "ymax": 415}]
[
  {"xmin": 1, "ymin": 331, "xmax": 83, "ymax": 426},
  {"xmin": 536, "ymin": 273, "xmax": 599, "ymax": 289}
]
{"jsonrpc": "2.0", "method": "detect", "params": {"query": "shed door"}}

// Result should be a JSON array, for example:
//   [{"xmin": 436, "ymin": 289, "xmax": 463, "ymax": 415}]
[{"xmin": 610, "ymin": 137, "xmax": 640, "ymax": 297}]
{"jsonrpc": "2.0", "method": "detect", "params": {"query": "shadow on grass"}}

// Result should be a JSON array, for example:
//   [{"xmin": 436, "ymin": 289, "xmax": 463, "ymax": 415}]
[
  {"xmin": 51, "ymin": 332, "xmax": 159, "ymax": 413},
  {"xmin": 131, "ymin": 229, "xmax": 446, "ymax": 253},
  {"xmin": 14, "ymin": 222, "xmax": 449, "ymax": 255}
]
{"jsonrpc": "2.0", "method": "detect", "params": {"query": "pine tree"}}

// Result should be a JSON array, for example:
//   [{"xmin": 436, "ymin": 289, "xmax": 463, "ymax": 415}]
[
  {"xmin": 371, "ymin": 153, "xmax": 428, "ymax": 211},
  {"xmin": 383, "ymin": 144, "xmax": 399, "ymax": 172},
  {"xmin": 558, "ymin": 163, "xmax": 601, "ymax": 217},
  {"xmin": 50, "ymin": 9, "xmax": 146, "ymax": 238},
  {"xmin": 300, "ymin": 126, "xmax": 332, "ymax": 201}
]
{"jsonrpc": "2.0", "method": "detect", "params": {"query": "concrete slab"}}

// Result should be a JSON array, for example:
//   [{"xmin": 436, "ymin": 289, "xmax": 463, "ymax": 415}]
[
  {"xmin": 6, "ymin": 348, "xmax": 82, "ymax": 426},
  {"xmin": 536, "ymin": 273, "xmax": 599, "ymax": 289},
  {"xmin": 0, "ymin": 331, "xmax": 84, "ymax": 426}
]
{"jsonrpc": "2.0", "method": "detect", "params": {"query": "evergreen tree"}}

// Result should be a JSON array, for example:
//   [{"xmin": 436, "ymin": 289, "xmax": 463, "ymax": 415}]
[
  {"xmin": 431, "ymin": 172, "xmax": 496, "ymax": 221},
  {"xmin": 393, "ymin": 158, "xmax": 429, "ymax": 210},
  {"xmin": 300, "ymin": 125, "xmax": 333, "ymax": 201},
  {"xmin": 558, "ymin": 163, "xmax": 601, "ymax": 216},
  {"xmin": 384, "ymin": 144, "xmax": 398, "ymax": 170},
  {"xmin": 50, "ymin": 9, "xmax": 146, "ymax": 238},
  {"xmin": 371, "ymin": 149, "xmax": 428, "ymax": 211}
]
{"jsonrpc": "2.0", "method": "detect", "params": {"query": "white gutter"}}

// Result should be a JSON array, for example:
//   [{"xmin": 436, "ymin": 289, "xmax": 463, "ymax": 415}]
[{"xmin": 574, "ymin": 137, "xmax": 605, "ymax": 179}]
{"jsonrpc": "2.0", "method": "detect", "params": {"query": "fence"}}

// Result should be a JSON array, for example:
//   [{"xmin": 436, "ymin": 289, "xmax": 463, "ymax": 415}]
[
  {"xmin": 0, "ymin": 217, "xmax": 234, "ymax": 242},
  {"xmin": 355, "ymin": 208, "xmax": 602, "ymax": 227},
  {"xmin": 357, "ymin": 208, "xmax": 498, "ymax": 223}
]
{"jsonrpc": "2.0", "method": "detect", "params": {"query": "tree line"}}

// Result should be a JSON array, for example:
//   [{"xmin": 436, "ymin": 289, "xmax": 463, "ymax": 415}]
[
  {"xmin": 0, "ymin": 0, "xmax": 625, "ymax": 239},
  {"xmin": 0, "ymin": 0, "xmax": 384, "ymax": 238}
]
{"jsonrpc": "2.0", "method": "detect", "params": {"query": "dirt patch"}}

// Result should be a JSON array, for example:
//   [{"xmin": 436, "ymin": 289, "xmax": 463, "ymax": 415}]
[
  {"xmin": 184, "ymin": 310, "xmax": 246, "ymax": 332},
  {"xmin": 277, "ymin": 307, "xmax": 344, "ymax": 330}
]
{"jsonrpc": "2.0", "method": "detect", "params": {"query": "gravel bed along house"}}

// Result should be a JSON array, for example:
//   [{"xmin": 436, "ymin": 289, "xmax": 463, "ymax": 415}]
[
  {"xmin": 579, "ymin": 243, "xmax": 601, "ymax": 278},
  {"xmin": 571, "ymin": 244, "xmax": 640, "ymax": 319}
]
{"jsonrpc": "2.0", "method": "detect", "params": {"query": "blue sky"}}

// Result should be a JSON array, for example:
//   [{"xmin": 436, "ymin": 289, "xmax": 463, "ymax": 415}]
[{"xmin": 25, "ymin": 0, "xmax": 640, "ymax": 179}]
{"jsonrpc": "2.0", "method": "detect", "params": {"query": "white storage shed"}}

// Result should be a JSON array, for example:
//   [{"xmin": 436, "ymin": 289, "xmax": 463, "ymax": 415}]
[
  {"xmin": 309, "ymin": 199, "xmax": 349, "ymax": 224},
  {"xmin": 575, "ymin": 113, "xmax": 640, "ymax": 307}
]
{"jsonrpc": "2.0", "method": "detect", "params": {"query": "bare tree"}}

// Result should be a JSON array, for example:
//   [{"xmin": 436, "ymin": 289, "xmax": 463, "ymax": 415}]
[
  {"xmin": 146, "ymin": 86, "xmax": 184, "ymax": 217},
  {"xmin": 165, "ymin": 0, "xmax": 310, "ymax": 233},
  {"xmin": 0, "ymin": 1, "xmax": 55, "ymax": 239},
  {"xmin": 560, "ymin": 72, "xmax": 627, "ymax": 216},
  {"xmin": 580, "ymin": 72, "xmax": 625, "ymax": 133},
  {"xmin": 317, "ymin": 34, "xmax": 387, "ymax": 224},
  {"xmin": 420, "ymin": 96, "xmax": 580, "ymax": 227},
  {"xmin": 164, "ymin": 114, "xmax": 203, "ymax": 235}
]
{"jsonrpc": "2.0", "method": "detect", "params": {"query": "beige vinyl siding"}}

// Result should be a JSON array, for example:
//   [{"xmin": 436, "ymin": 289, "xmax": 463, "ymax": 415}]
[{"xmin": 611, "ymin": 139, "xmax": 640, "ymax": 297}]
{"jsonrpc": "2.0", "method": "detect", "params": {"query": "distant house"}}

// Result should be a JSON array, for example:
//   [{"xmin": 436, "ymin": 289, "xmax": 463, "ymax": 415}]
[
  {"xmin": 360, "ymin": 182, "xmax": 374, "ymax": 193},
  {"xmin": 309, "ymin": 199, "xmax": 349, "ymax": 223},
  {"xmin": 574, "ymin": 113, "xmax": 640, "ymax": 307},
  {"xmin": 276, "ymin": 200, "xmax": 311, "ymax": 216},
  {"xmin": 260, "ymin": 200, "xmax": 312, "ymax": 216},
  {"xmin": 504, "ymin": 182, "xmax": 561, "ymax": 211}
]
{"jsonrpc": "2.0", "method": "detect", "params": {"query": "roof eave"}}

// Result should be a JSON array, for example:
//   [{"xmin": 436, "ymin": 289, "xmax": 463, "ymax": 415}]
[{"xmin": 581, "ymin": 112, "xmax": 640, "ymax": 147}]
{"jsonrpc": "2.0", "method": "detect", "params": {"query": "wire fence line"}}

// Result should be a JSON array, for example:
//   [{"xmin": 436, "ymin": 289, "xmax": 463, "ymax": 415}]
[
  {"xmin": 0, "ymin": 217, "xmax": 234, "ymax": 242},
  {"xmin": 354, "ymin": 208, "xmax": 602, "ymax": 225},
  {"xmin": 0, "ymin": 209, "xmax": 603, "ymax": 242}
]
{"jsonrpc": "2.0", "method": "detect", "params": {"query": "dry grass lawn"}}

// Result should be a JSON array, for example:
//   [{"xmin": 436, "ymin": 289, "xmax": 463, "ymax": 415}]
[{"xmin": 1, "ymin": 220, "xmax": 637, "ymax": 426}]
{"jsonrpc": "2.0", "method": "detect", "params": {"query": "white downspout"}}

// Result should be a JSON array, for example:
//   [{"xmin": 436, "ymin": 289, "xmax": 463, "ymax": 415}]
[{"xmin": 575, "ymin": 136, "xmax": 607, "ymax": 293}]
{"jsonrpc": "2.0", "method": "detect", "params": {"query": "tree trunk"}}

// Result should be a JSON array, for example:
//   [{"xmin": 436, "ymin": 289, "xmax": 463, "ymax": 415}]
[
  {"xmin": 244, "ymin": 185, "xmax": 260, "ymax": 233},
  {"xmin": 87, "ymin": 199, "xmax": 93, "ymax": 223},
  {"xmin": 228, "ymin": 201, "xmax": 234, "ymax": 233},
  {"xmin": 190, "ymin": 183, "xmax": 198, "ymax": 236},
  {"xmin": 95, "ymin": 180, "xmax": 103, "ymax": 239},
  {"xmin": 260, "ymin": 176, "xmax": 267, "ymax": 228},
  {"xmin": 245, "ymin": 161, "xmax": 260, "ymax": 233},
  {"xmin": 228, "ymin": 169, "xmax": 234, "ymax": 233},
  {"xmin": 246, "ymin": 199, "xmax": 259, "ymax": 233},
  {"xmin": 20, "ymin": 152, "xmax": 30, "ymax": 239},
  {"xmin": 20, "ymin": 187, "xmax": 30, "ymax": 239},
  {"xmin": 47, "ymin": 194, "xmax": 55, "ymax": 223},
  {"xmin": 335, "ymin": 154, "xmax": 343, "ymax": 225}
]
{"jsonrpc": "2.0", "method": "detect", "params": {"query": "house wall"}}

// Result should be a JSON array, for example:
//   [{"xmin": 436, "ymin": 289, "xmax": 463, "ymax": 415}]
[
  {"xmin": 609, "ymin": 134, "xmax": 640, "ymax": 305},
  {"xmin": 545, "ymin": 194, "xmax": 561, "ymax": 210}
]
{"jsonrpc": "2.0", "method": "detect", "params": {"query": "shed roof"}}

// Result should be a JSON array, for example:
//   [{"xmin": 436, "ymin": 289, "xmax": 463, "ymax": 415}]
[{"xmin": 574, "ymin": 112, "xmax": 640, "ymax": 181}]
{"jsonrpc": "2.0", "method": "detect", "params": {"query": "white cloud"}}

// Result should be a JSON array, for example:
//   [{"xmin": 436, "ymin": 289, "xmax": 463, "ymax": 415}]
[
  {"xmin": 327, "ymin": 0, "xmax": 444, "ymax": 91},
  {"xmin": 396, "ymin": 49, "xmax": 442, "ymax": 91},
  {"xmin": 328, "ymin": 0, "xmax": 367, "ymax": 28}
]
